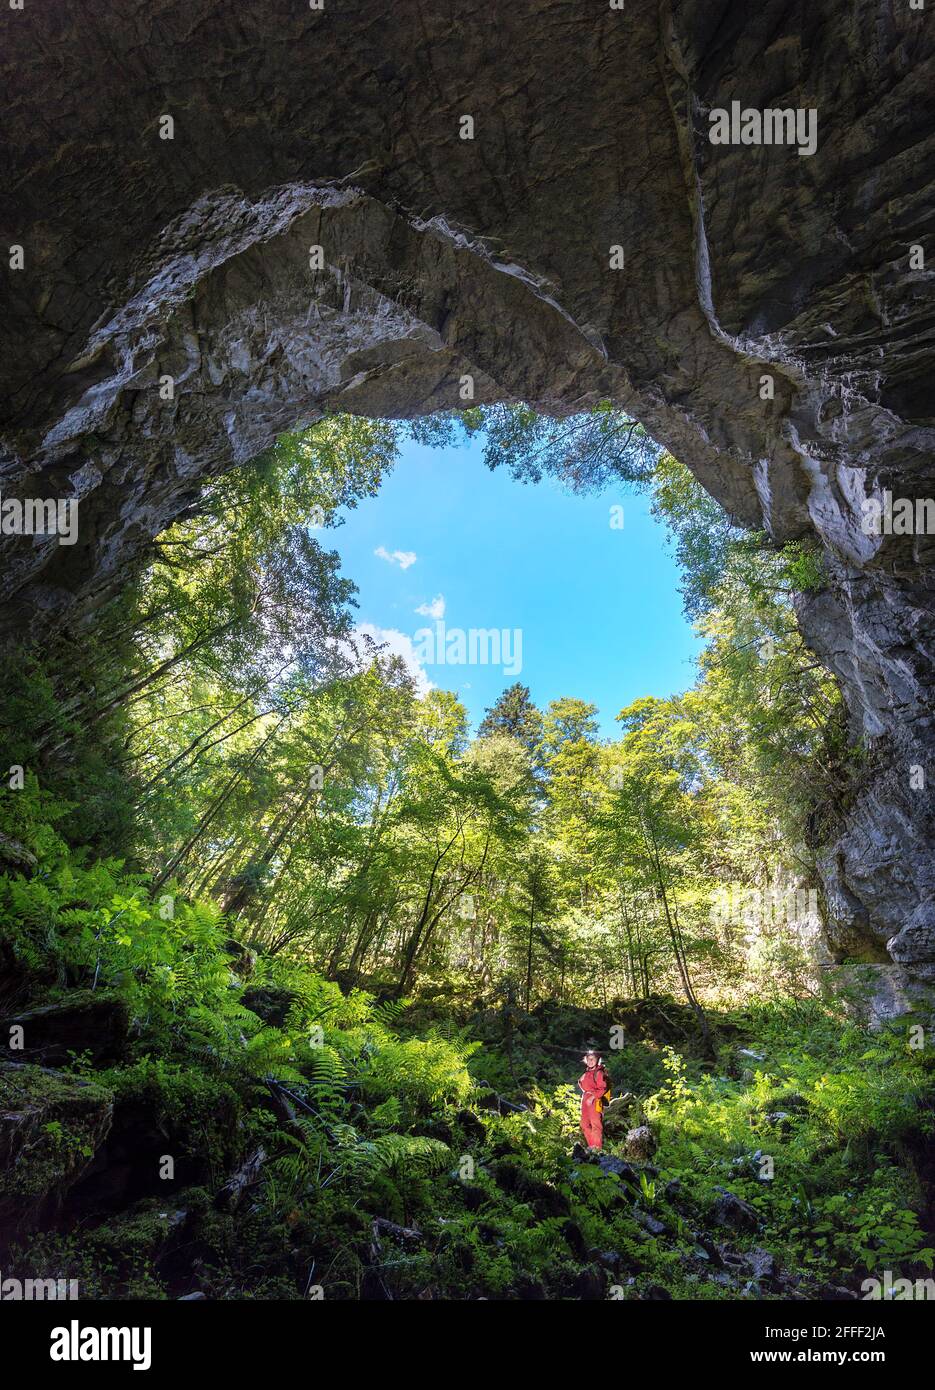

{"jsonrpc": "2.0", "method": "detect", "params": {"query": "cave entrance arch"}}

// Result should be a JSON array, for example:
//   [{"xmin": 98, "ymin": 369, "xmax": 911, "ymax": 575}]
[{"xmin": 1, "ymin": 4, "xmax": 933, "ymax": 1004}]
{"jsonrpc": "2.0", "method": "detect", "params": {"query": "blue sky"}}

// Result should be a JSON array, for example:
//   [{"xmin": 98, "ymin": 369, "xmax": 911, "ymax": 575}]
[{"xmin": 327, "ymin": 432, "xmax": 702, "ymax": 739}]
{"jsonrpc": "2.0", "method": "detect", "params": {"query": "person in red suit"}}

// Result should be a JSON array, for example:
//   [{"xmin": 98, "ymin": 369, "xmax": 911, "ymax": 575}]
[{"xmin": 578, "ymin": 1047, "xmax": 611, "ymax": 1150}]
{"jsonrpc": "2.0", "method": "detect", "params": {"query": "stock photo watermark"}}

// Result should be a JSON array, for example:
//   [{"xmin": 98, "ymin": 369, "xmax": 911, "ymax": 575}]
[
  {"xmin": 860, "ymin": 492, "xmax": 935, "ymax": 536},
  {"xmin": 708, "ymin": 101, "xmax": 818, "ymax": 157},
  {"xmin": 413, "ymin": 621, "xmax": 523, "ymax": 676},
  {"xmin": 0, "ymin": 491, "xmax": 78, "ymax": 545}
]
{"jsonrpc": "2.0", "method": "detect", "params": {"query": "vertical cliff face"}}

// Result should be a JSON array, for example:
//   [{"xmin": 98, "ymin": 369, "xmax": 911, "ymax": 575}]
[{"xmin": 0, "ymin": 1, "xmax": 933, "ymax": 999}]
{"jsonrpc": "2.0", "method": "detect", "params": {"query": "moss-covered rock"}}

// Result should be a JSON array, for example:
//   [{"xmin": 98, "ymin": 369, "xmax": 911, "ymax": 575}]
[
  {"xmin": 601, "ymin": 1095, "xmax": 641, "ymax": 1143},
  {"xmin": 2, "ymin": 1194, "xmax": 208, "ymax": 1300},
  {"xmin": 0, "ymin": 989, "xmax": 129, "ymax": 1066},
  {"xmin": 240, "ymin": 985, "xmax": 295, "ymax": 1028},
  {"xmin": 0, "ymin": 1061, "xmax": 113, "ymax": 1240},
  {"xmin": 74, "ymin": 1191, "xmax": 207, "ymax": 1288},
  {"xmin": 67, "ymin": 1057, "xmax": 242, "ymax": 1214}
]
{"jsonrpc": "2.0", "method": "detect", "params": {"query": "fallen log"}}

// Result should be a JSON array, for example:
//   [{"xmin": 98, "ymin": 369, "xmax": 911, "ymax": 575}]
[{"xmin": 215, "ymin": 1146, "xmax": 266, "ymax": 1211}]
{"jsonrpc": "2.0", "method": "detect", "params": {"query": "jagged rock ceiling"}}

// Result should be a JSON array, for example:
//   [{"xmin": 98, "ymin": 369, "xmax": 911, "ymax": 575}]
[{"xmin": 1, "ymin": 0, "xmax": 933, "ymax": 1000}]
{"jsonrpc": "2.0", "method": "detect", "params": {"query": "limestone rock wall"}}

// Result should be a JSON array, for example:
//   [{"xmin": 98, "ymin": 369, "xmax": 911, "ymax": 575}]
[{"xmin": 0, "ymin": 1, "xmax": 933, "ymax": 992}]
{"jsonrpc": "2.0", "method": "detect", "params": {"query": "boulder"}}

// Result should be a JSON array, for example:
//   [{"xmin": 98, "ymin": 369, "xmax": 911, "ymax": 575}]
[
  {"xmin": 744, "ymin": 1247, "xmax": 777, "ymax": 1281},
  {"xmin": 0, "ymin": 832, "xmax": 37, "ymax": 873},
  {"xmin": 600, "ymin": 1095, "xmax": 638, "ymax": 1143},
  {"xmin": 635, "ymin": 1209, "xmax": 667, "ymax": 1238},
  {"xmin": 712, "ymin": 1187, "xmax": 762, "ymax": 1234},
  {"xmin": 692, "ymin": 1234, "xmax": 725, "ymax": 1268},
  {"xmin": 0, "ymin": 1062, "xmax": 113, "ymax": 1240},
  {"xmin": 65, "ymin": 1067, "xmax": 240, "ymax": 1215},
  {"xmin": 596, "ymin": 1153, "xmax": 639, "ymax": 1186},
  {"xmin": 622, "ymin": 1125, "xmax": 657, "ymax": 1162},
  {"xmin": 240, "ymin": 985, "xmax": 295, "ymax": 1027},
  {"xmin": 1, "ymin": 990, "xmax": 129, "ymax": 1067},
  {"xmin": 75, "ymin": 1195, "xmax": 196, "ymax": 1278},
  {"xmin": 761, "ymin": 1111, "xmax": 794, "ymax": 1137}
]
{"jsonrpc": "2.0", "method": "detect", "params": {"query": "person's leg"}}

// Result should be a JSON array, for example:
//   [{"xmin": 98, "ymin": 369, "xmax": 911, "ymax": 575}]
[
  {"xmin": 580, "ymin": 1100, "xmax": 589, "ymax": 1145},
  {"xmin": 581, "ymin": 1101, "xmax": 601, "ymax": 1148}
]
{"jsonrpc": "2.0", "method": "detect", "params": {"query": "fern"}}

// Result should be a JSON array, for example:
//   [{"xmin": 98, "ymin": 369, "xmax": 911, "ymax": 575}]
[
  {"xmin": 347, "ymin": 1133, "xmax": 451, "ymax": 1178},
  {"xmin": 301, "ymin": 1045, "xmax": 348, "ymax": 1116},
  {"xmin": 244, "ymin": 1027, "xmax": 305, "ymax": 1082},
  {"xmin": 264, "ymin": 1121, "xmax": 328, "ymax": 1202},
  {"xmin": 371, "ymin": 997, "xmax": 407, "ymax": 1028}
]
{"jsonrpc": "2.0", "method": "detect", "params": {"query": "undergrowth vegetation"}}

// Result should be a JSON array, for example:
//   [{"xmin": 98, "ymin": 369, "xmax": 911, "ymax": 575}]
[{"xmin": 2, "ymin": 791, "xmax": 931, "ymax": 1299}]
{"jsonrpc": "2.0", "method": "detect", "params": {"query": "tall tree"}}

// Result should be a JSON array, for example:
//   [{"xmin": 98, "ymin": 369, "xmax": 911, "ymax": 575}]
[{"xmin": 477, "ymin": 683, "xmax": 543, "ymax": 763}]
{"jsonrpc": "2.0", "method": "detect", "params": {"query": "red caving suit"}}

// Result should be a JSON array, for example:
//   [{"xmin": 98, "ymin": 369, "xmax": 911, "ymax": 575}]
[{"xmin": 579, "ymin": 1064, "xmax": 610, "ymax": 1149}]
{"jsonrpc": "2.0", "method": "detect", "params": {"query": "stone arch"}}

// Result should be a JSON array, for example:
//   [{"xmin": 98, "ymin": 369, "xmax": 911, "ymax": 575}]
[{"xmin": 1, "ymin": 0, "xmax": 933, "ymax": 1001}]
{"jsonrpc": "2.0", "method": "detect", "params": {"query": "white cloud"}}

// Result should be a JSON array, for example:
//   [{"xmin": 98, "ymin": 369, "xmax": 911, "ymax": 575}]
[
  {"xmin": 352, "ymin": 623, "xmax": 434, "ymax": 696},
  {"xmin": 415, "ymin": 593, "xmax": 446, "ymax": 620},
  {"xmin": 375, "ymin": 545, "xmax": 417, "ymax": 570}
]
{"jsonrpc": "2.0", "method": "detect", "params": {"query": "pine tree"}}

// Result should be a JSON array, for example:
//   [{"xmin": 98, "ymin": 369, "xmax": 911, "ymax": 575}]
[{"xmin": 477, "ymin": 683, "xmax": 543, "ymax": 762}]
